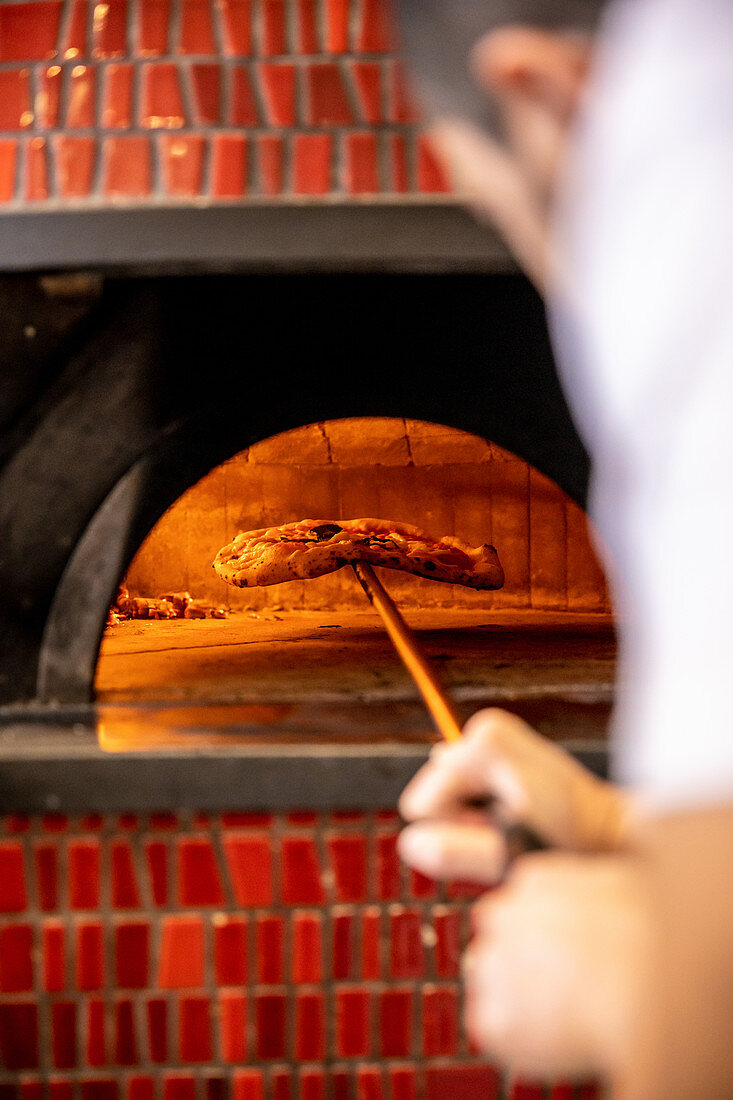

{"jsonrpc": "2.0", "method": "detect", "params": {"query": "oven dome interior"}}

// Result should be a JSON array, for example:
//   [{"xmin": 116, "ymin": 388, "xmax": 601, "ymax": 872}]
[
  {"xmin": 94, "ymin": 418, "xmax": 614, "ymax": 730},
  {"xmin": 120, "ymin": 417, "xmax": 610, "ymax": 613}
]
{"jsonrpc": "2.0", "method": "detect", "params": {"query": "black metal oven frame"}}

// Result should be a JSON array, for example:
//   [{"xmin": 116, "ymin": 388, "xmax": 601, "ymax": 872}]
[{"xmin": 0, "ymin": 263, "xmax": 589, "ymax": 709}]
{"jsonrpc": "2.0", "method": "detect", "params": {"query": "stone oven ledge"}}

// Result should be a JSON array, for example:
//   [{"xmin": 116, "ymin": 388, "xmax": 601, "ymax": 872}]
[
  {"xmin": 0, "ymin": 204, "xmax": 513, "ymax": 274},
  {"xmin": 0, "ymin": 711, "xmax": 607, "ymax": 814}
]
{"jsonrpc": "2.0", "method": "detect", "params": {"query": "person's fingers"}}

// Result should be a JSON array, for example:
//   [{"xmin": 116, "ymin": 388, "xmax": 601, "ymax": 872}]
[
  {"xmin": 469, "ymin": 27, "xmax": 591, "ymax": 113},
  {"xmin": 462, "ymin": 714, "xmax": 532, "ymax": 821},
  {"xmin": 399, "ymin": 708, "xmax": 625, "ymax": 854},
  {"xmin": 398, "ymin": 749, "xmax": 491, "ymax": 821},
  {"xmin": 397, "ymin": 820, "xmax": 508, "ymax": 884},
  {"xmin": 399, "ymin": 709, "xmax": 535, "ymax": 823}
]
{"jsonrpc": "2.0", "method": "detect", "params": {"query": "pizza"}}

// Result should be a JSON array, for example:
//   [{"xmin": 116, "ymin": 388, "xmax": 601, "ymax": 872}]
[{"xmin": 213, "ymin": 518, "xmax": 504, "ymax": 590}]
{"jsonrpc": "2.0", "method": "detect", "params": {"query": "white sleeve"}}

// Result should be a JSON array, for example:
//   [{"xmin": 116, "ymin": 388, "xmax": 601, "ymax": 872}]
[{"xmin": 552, "ymin": 0, "xmax": 733, "ymax": 809}]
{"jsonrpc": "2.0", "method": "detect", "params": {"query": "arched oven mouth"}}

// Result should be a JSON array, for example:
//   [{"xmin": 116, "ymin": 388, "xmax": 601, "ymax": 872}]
[
  {"xmin": 91, "ymin": 415, "xmax": 614, "ymax": 752},
  {"xmin": 0, "ymin": 273, "xmax": 613, "ymax": 756}
]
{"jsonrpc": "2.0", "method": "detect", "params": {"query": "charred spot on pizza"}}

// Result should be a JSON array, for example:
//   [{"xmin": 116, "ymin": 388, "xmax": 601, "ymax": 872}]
[
  {"xmin": 423, "ymin": 560, "xmax": 437, "ymax": 570},
  {"xmin": 356, "ymin": 535, "xmax": 401, "ymax": 552},
  {"xmin": 310, "ymin": 523, "xmax": 344, "ymax": 541}
]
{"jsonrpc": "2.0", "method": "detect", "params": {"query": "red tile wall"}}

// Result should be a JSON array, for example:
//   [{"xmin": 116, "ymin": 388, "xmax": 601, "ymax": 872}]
[
  {"xmin": 0, "ymin": 0, "xmax": 452, "ymax": 205},
  {"xmin": 0, "ymin": 812, "xmax": 601, "ymax": 1100}
]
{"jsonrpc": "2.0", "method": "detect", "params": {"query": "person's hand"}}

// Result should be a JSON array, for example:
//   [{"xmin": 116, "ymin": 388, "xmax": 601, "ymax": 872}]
[
  {"xmin": 463, "ymin": 851, "xmax": 648, "ymax": 1079},
  {"xmin": 398, "ymin": 708, "xmax": 630, "ymax": 883}
]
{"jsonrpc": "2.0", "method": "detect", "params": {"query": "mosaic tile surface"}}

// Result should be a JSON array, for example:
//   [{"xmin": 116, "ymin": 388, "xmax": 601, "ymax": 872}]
[
  {"xmin": 0, "ymin": 0, "xmax": 452, "ymax": 205},
  {"xmin": 0, "ymin": 812, "xmax": 601, "ymax": 1100}
]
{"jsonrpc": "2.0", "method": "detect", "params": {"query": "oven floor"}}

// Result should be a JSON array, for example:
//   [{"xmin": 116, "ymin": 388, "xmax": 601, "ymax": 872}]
[{"xmin": 96, "ymin": 608, "xmax": 616, "ymax": 707}]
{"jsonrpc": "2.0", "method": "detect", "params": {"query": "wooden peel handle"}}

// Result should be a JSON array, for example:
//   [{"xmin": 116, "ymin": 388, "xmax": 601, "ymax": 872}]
[
  {"xmin": 351, "ymin": 562, "xmax": 463, "ymax": 742},
  {"xmin": 352, "ymin": 561, "xmax": 545, "ymax": 860}
]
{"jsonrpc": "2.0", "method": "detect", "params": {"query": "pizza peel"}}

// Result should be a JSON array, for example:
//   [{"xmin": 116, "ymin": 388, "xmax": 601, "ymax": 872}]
[
  {"xmin": 351, "ymin": 561, "xmax": 464, "ymax": 741},
  {"xmin": 351, "ymin": 561, "xmax": 545, "ymax": 860},
  {"xmin": 213, "ymin": 521, "xmax": 543, "ymax": 858}
]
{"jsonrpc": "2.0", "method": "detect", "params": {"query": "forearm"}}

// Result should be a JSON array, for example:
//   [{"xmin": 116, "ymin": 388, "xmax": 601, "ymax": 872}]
[{"xmin": 619, "ymin": 805, "xmax": 733, "ymax": 1099}]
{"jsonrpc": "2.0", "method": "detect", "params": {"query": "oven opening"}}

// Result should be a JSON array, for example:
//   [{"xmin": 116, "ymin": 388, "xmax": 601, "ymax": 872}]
[{"xmin": 94, "ymin": 417, "xmax": 615, "ymax": 751}]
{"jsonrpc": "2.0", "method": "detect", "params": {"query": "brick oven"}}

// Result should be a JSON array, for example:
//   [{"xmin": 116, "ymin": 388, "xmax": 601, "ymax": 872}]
[
  {"xmin": 0, "ymin": 3, "xmax": 610, "ymax": 1099},
  {"xmin": 94, "ymin": 416, "xmax": 612, "ymax": 745}
]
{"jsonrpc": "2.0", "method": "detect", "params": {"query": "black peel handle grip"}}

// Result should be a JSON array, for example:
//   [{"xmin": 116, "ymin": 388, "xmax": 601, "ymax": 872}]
[
  {"xmin": 466, "ymin": 796, "xmax": 547, "ymax": 866},
  {"xmin": 503, "ymin": 821, "xmax": 547, "ymax": 862}
]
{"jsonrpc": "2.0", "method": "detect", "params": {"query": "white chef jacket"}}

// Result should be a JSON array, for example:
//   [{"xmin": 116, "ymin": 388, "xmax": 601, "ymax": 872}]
[{"xmin": 550, "ymin": 0, "xmax": 733, "ymax": 808}]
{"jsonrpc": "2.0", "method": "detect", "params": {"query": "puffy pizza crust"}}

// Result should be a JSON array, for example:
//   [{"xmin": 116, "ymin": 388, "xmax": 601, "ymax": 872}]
[{"xmin": 213, "ymin": 518, "xmax": 504, "ymax": 590}]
